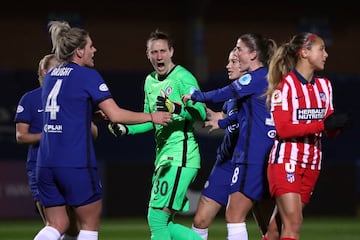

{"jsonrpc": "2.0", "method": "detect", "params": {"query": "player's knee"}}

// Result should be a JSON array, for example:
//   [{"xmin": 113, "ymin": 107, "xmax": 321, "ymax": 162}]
[
  {"xmin": 193, "ymin": 214, "xmax": 211, "ymax": 229},
  {"xmin": 147, "ymin": 207, "xmax": 171, "ymax": 230}
]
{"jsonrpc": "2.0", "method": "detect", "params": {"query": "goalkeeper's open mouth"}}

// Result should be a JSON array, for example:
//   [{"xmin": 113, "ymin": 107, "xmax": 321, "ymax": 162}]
[
  {"xmin": 155, "ymin": 62, "xmax": 166, "ymax": 73},
  {"xmin": 157, "ymin": 62, "xmax": 165, "ymax": 68}
]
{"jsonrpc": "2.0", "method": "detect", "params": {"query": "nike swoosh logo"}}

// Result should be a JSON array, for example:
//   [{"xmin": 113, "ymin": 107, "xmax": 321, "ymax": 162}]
[{"xmin": 37, "ymin": 109, "xmax": 44, "ymax": 112}]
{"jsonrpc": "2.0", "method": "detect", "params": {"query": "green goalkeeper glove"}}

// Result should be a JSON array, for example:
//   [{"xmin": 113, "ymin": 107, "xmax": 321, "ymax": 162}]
[
  {"xmin": 108, "ymin": 122, "xmax": 128, "ymax": 137},
  {"xmin": 156, "ymin": 90, "xmax": 181, "ymax": 114}
]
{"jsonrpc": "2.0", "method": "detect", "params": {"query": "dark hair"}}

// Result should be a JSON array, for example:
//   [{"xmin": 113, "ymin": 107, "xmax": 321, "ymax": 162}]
[
  {"xmin": 146, "ymin": 29, "xmax": 174, "ymax": 49},
  {"xmin": 238, "ymin": 33, "xmax": 277, "ymax": 67}
]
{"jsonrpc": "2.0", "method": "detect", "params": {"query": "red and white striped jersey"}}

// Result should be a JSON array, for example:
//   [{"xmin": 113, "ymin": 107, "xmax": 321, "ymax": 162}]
[{"xmin": 268, "ymin": 70, "xmax": 334, "ymax": 170}]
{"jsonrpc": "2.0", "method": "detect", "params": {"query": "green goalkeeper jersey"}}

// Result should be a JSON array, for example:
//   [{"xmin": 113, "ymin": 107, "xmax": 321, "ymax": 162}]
[{"xmin": 127, "ymin": 65, "xmax": 206, "ymax": 170}]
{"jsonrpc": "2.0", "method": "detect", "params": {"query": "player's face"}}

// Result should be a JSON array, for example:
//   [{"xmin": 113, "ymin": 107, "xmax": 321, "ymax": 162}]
[
  {"xmin": 234, "ymin": 38, "xmax": 254, "ymax": 72},
  {"xmin": 82, "ymin": 36, "xmax": 97, "ymax": 68},
  {"xmin": 146, "ymin": 39, "xmax": 174, "ymax": 75},
  {"xmin": 226, "ymin": 51, "xmax": 243, "ymax": 81},
  {"xmin": 307, "ymin": 37, "xmax": 328, "ymax": 71}
]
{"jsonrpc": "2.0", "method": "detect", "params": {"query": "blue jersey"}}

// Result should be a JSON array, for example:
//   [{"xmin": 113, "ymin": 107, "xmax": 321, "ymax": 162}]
[
  {"xmin": 215, "ymin": 98, "xmax": 240, "ymax": 164},
  {"xmin": 201, "ymin": 98, "xmax": 240, "ymax": 206},
  {"xmin": 192, "ymin": 67, "xmax": 276, "ymax": 165},
  {"xmin": 14, "ymin": 87, "xmax": 42, "ymax": 170},
  {"xmin": 38, "ymin": 62, "xmax": 112, "ymax": 167}
]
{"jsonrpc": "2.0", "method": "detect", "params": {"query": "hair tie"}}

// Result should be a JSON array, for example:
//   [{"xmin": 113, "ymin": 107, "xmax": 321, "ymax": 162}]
[{"xmin": 296, "ymin": 33, "xmax": 317, "ymax": 56}]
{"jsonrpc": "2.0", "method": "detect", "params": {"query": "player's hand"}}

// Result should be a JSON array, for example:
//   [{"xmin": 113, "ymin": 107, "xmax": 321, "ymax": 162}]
[
  {"xmin": 156, "ymin": 90, "xmax": 181, "ymax": 114},
  {"xmin": 108, "ymin": 122, "xmax": 128, "ymax": 137},
  {"xmin": 150, "ymin": 112, "xmax": 172, "ymax": 126},
  {"xmin": 93, "ymin": 109, "xmax": 108, "ymax": 122},
  {"xmin": 204, "ymin": 108, "xmax": 221, "ymax": 132},
  {"xmin": 204, "ymin": 120, "xmax": 220, "ymax": 133},
  {"xmin": 324, "ymin": 112, "xmax": 351, "ymax": 130},
  {"xmin": 181, "ymin": 94, "xmax": 192, "ymax": 104}
]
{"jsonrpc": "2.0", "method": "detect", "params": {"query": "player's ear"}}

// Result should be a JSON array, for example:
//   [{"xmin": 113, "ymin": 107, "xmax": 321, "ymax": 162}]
[
  {"xmin": 169, "ymin": 47, "xmax": 174, "ymax": 58},
  {"xmin": 76, "ymin": 47, "xmax": 84, "ymax": 58}
]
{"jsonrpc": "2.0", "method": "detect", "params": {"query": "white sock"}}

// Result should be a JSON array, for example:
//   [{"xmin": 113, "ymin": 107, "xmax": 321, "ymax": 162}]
[
  {"xmin": 60, "ymin": 234, "xmax": 78, "ymax": 240},
  {"xmin": 226, "ymin": 222, "xmax": 248, "ymax": 240},
  {"xmin": 34, "ymin": 226, "xmax": 61, "ymax": 240},
  {"xmin": 191, "ymin": 224, "xmax": 208, "ymax": 240},
  {"xmin": 77, "ymin": 230, "xmax": 98, "ymax": 240}
]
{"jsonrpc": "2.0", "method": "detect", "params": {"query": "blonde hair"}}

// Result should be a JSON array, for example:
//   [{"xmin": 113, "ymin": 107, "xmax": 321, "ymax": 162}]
[
  {"xmin": 48, "ymin": 20, "xmax": 89, "ymax": 63},
  {"xmin": 37, "ymin": 53, "xmax": 57, "ymax": 85}
]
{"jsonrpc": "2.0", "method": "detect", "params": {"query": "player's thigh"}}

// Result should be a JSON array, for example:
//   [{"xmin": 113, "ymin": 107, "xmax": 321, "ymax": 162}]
[{"xmin": 75, "ymin": 199, "xmax": 102, "ymax": 230}]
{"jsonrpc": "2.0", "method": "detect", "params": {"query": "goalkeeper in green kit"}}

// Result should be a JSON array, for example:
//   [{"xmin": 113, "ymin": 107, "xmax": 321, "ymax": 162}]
[{"xmin": 109, "ymin": 30, "xmax": 206, "ymax": 240}]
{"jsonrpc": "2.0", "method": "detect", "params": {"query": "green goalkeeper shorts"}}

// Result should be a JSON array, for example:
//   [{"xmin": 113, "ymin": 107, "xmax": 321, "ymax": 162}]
[{"xmin": 149, "ymin": 165, "xmax": 198, "ymax": 212}]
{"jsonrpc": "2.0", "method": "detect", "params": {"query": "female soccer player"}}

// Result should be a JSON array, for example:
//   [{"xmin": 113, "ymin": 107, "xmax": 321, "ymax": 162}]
[
  {"xmin": 183, "ymin": 33, "xmax": 278, "ymax": 240},
  {"xmin": 33, "ymin": 21, "xmax": 171, "ymax": 240},
  {"xmin": 265, "ymin": 32, "xmax": 349, "ymax": 240}
]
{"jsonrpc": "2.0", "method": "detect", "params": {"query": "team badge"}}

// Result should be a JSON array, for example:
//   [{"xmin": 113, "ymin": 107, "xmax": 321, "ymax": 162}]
[
  {"xmin": 285, "ymin": 162, "xmax": 295, "ymax": 183},
  {"xmin": 272, "ymin": 89, "xmax": 282, "ymax": 106},
  {"xmin": 267, "ymin": 129, "xmax": 276, "ymax": 138},
  {"xmin": 286, "ymin": 172, "xmax": 295, "ymax": 183},
  {"xmin": 165, "ymin": 86, "xmax": 173, "ymax": 96},
  {"xmin": 237, "ymin": 73, "xmax": 252, "ymax": 85},
  {"xmin": 319, "ymin": 92, "xmax": 326, "ymax": 102}
]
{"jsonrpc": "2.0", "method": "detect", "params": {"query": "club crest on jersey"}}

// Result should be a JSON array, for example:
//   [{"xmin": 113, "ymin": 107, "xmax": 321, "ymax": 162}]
[
  {"xmin": 165, "ymin": 86, "xmax": 173, "ymax": 96},
  {"xmin": 319, "ymin": 92, "xmax": 326, "ymax": 102},
  {"xmin": 237, "ymin": 73, "xmax": 252, "ymax": 85},
  {"xmin": 267, "ymin": 130, "xmax": 276, "ymax": 138}
]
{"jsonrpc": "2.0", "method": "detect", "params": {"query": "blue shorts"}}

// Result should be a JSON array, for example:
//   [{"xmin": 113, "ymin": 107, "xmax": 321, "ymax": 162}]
[
  {"xmin": 230, "ymin": 163, "xmax": 269, "ymax": 201},
  {"xmin": 37, "ymin": 167, "xmax": 103, "ymax": 207},
  {"xmin": 202, "ymin": 159, "xmax": 234, "ymax": 206}
]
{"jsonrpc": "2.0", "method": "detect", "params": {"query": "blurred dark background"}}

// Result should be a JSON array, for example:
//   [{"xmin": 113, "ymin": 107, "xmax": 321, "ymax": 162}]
[{"xmin": 1, "ymin": 2, "xmax": 359, "ymax": 218}]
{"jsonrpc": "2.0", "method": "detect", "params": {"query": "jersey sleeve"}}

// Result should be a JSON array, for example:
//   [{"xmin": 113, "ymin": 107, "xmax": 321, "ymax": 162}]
[
  {"xmin": 14, "ymin": 92, "xmax": 31, "ymax": 123},
  {"xmin": 191, "ymin": 73, "xmax": 260, "ymax": 104},
  {"xmin": 85, "ymin": 68, "xmax": 113, "ymax": 105},
  {"xmin": 218, "ymin": 112, "xmax": 238, "ymax": 129},
  {"xmin": 126, "ymin": 122, "xmax": 154, "ymax": 135},
  {"xmin": 272, "ymin": 109, "xmax": 324, "ymax": 138},
  {"xmin": 177, "ymin": 69, "xmax": 207, "ymax": 121},
  {"xmin": 191, "ymin": 85, "xmax": 237, "ymax": 103},
  {"xmin": 271, "ymin": 86, "xmax": 324, "ymax": 139}
]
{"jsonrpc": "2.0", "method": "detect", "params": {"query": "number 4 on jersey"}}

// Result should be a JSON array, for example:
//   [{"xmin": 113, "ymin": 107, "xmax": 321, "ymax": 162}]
[{"xmin": 45, "ymin": 79, "xmax": 62, "ymax": 120}]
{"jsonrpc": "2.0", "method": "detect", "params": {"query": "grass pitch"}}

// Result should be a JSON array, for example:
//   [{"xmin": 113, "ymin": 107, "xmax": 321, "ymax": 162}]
[{"xmin": 0, "ymin": 215, "xmax": 359, "ymax": 239}]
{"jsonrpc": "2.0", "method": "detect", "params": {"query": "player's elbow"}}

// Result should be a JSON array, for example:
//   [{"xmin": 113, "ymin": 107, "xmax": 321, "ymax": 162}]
[{"xmin": 15, "ymin": 133, "xmax": 26, "ymax": 144}]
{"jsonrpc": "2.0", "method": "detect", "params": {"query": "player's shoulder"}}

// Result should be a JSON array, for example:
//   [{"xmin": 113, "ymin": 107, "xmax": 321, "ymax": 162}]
[
  {"xmin": 21, "ymin": 87, "xmax": 42, "ymax": 99},
  {"xmin": 172, "ymin": 65, "xmax": 197, "ymax": 82},
  {"xmin": 314, "ymin": 74, "xmax": 330, "ymax": 82}
]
